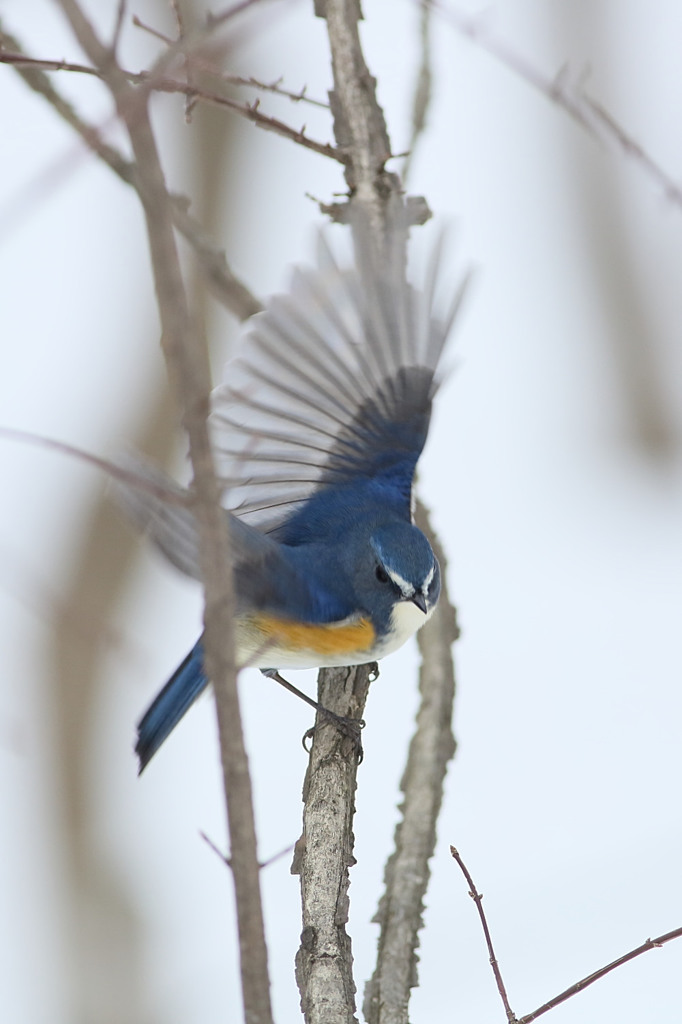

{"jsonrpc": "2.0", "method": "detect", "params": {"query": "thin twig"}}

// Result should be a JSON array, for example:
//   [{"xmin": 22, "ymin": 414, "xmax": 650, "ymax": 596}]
[
  {"xmin": 0, "ymin": 49, "xmax": 341, "ymax": 162},
  {"xmin": 0, "ymin": 44, "xmax": 329, "ymax": 109},
  {"xmin": 201, "ymin": 830, "xmax": 232, "ymax": 868},
  {"xmin": 201, "ymin": 829, "xmax": 296, "ymax": 871},
  {"xmin": 206, "ymin": 0, "xmax": 277, "ymax": 32},
  {"xmin": 437, "ymin": 1, "xmax": 682, "ymax": 209},
  {"xmin": 132, "ymin": 13, "xmax": 174, "ymax": 45},
  {"xmin": 0, "ymin": 50, "xmax": 101, "ymax": 75},
  {"xmin": 402, "ymin": 0, "xmax": 433, "ymax": 184},
  {"xmin": 130, "ymin": 0, "xmax": 282, "ymax": 110},
  {"xmin": 157, "ymin": 80, "xmax": 341, "ymax": 161},
  {"xmin": 260, "ymin": 841, "xmax": 296, "ymax": 870},
  {"xmin": 8, "ymin": 4, "xmax": 682, "ymax": 207},
  {"xmin": 133, "ymin": 19, "xmax": 331, "ymax": 109},
  {"xmin": 169, "ymin": 0, "xmax": 195, "ymax": 123},
  {"xmin": 518, "ymin": 926, "xmax": 682, "ymax": 1024},
  {"xmin": 228, "ymin": 74, "xmax": 329, "ymax": 108},
  {"xmin": 0, "ymin": 22, "xmax": 261, "ymax": 321},
  {"xmin": 111, "ymin": 0, "xmax": 127, "ymax": 57},
  {"xmin": 449, "ymin": 846, "xmax": 517, "ymax": 1023},
  {"xmin": 451, "ymin": 841, "xmax": 682, "ymax": 1023},
  {"xmin": 0, "ymin": 28, "xmax": 135, "ymax": 181}
]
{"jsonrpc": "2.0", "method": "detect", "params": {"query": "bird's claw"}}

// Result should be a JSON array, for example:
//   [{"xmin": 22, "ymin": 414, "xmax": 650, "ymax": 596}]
[
  {"xmin": 302, "ymin": 709, "xmax": 365, "ymax": 761},
  {"xmin": 261, "ymin": 667, "xmax": 364, "ymax": 759}
]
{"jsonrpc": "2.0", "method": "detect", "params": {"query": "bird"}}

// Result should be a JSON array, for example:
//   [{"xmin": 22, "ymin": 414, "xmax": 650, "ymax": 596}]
[{"xmin": 121, "ymin": 216, "xmax": 468, "ymax": 772}]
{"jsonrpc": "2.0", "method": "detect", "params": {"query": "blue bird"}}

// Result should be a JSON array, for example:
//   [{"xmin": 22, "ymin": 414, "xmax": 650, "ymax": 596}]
[{"xmin": 121, "ymin": 222, "xmax": 467, "ymax": 771}]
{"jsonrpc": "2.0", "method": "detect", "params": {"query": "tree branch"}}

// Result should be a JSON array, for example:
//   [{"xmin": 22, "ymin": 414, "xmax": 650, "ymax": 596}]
[
  {"xmin": 519, "ymin": 926, "xmax": 682, "ymax": 1024},
  {"xmin": 363, "ymin": 501, "xmax": 458, "ymax": 1024},
  {"xmin": 0, "ymin": 45, "xmax": 342, "ymax": 162},
  {"xmin": 289, "ymin": 1, "xmax": 410, "ymax": 1019},
  {"xmin": 291, "ymin": 665, "xmax": 372, "ymax": 1024},
  {"xmin": 0, "ymin": 21, "xmax": 260, "ymax": 321},
  {"xmin": 402, "ymin": 0, "xmax": 434, "ymax": 185},
  {"xmin": 438, "ymin": 1, "xmax": 682, "ymax": 210},
  {"xmin": 451, "ymin": 843, "xmax": 682, "ymax": 1024},
  {"xmin": 449, "ymin": 846, "xmax": 517, "ymax": 1023},
  {"xmin": 293, "ymin": 3, "xmax": 458, "ymax": 1023},
  {"xmin": 53, "ymin": 2, "xmax": 272, "ymax": 1022}
]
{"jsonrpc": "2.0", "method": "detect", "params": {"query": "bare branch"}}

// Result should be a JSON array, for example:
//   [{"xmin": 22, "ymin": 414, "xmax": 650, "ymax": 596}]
[
  {"xmin": 0, "ymin": 22, "xmax": 260, "ymax": 321},
  {"xmin": 206, "ymin": 0, "xmax": 279, "ymax": 32},
  {"xmin": 200, "ymin": 831, "xmax": 294, "ymax": 871},
  {"xmin": 289, "ymin": 5, "xmax": 459, "ymax": 1023},
  {"xmin": 438, "ymin": 1, "xmax": 682, "ymax": 209},
  {"xmin": 317, "ymin": 0, "xmax": 406, "ymax": 252},
  {"xmin": 287, "ymin": 2, "xmax": 412, "ymax": 1019},
  {"xmin": 0, "ymin": 49, "xmax": 338, "ymax": 160},
  {"xmin": 111, "ymin": 0, "xmax": 127, "ymax": 57},
  {"xmin": 227, "ymin": 74, "xmax": 329, "ymax": 109},
  {"xmin": 131, "ymin": 13, "xmax": 174, "ymax": 46},
  {"xmin": 402, "ymin": 0, "xmax": 433, "ymax": 184},
  {"xmin": 0, "ymin": 49, "xmax": 101, "ymax": 75},
  {"xmin": 451, "ymin": 841, "xmax": 682, "ymax": 1024},
  {"xmin": 0, "ymin": 25, "xmax": 135, "ymax": 182},
  {"xmin": 0, "ymin": 41, "xmax": 329, "ymax": 109},
  {"xmin": 52, "ymin": 2, "xmax": 273, "ymax": 1021},
  {"xmin": 363, "ymin": 501, "xmax": 458, "ymax": 1024},
  {"xmin": 519, "ymin": 927, "xmax": 682, "ymax": 1024},
  {"xmin": 152, "ymin": 80, "xmax": 341, "ymax": 161},
  {"xmin": 449, "ymin": 846, "xmax": 517, "ymax": 1024}
]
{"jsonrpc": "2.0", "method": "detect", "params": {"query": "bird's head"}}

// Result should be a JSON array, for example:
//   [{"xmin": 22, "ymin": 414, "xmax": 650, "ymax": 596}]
[
  {"xmin": 368, "ymin": 521, "xmax": 440, "ymax": 616},
  {"xmin": 340, "ymin": 520, "xmax": 440, "ymax": 644}
]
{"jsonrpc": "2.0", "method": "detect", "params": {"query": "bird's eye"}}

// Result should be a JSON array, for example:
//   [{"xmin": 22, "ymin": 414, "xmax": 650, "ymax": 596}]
[{"xmin": 375, "ymin": 565, "xmax": 389, "ymax": 584}]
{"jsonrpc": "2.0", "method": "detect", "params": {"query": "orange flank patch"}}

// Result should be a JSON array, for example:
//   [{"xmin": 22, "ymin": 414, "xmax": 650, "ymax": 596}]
[{"xmin": 252, "ymin": 614, "xmax": 375, "ymax": 657}]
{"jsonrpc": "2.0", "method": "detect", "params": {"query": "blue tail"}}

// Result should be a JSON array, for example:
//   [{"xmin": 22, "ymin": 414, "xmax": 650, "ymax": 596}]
[{"xmin": 135, "ymin": 641, "xmax": 208, "ymax": 773}]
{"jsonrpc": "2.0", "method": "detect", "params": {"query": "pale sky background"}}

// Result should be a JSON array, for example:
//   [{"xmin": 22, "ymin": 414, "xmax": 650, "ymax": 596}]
[{"xmin": 1, "ymin": 2, "xmax": 681, "ymax": 1023}]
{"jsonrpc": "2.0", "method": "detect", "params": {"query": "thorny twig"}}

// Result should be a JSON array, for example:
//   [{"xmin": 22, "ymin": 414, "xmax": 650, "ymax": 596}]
[
  {"xmin": 132, "ymin": 17, "xmax": 330, "ymax": 108},
  {"xmin": 0, "ymin": 48, "xmax": 341, "ymax": 163}
]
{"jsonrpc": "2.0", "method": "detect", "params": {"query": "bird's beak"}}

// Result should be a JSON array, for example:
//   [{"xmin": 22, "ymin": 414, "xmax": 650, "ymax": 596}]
[{"xmin": 410, "ymin": 591, "xmax": 428, "ymax": 614}]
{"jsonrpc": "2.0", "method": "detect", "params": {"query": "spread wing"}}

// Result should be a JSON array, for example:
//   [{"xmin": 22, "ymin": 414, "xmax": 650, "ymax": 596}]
[
  {"xmin": 210, "ymin": 229, "xmax": 468, "ymax": 533},
  {"xmin": 114, "ymin": 458, "xmax": 350, "ymax": 623}
]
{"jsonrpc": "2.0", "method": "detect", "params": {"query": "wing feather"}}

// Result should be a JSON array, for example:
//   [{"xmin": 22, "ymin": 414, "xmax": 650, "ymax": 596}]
[
  {"xmin": 210, "ymin": 225, "xmax": 467, "ymax": 532},
  {"xmin": 114, "ymin": 459, "xmax": 348, "ymax": 622}
]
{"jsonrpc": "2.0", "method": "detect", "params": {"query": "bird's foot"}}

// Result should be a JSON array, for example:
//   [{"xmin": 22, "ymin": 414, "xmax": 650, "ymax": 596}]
[{"xmin": 261, "ymin": 668, "xmax": 365, "ymax": 760}]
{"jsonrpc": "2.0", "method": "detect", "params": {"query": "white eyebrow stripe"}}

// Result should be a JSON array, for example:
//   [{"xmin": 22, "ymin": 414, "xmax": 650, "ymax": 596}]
[
  {"xmin": 422, "ymin": 565, "xmax": 435, "ymax": 592},
  {"xmin": 387, "ymin": 567, "xmax": 415, "ymax": 597}
]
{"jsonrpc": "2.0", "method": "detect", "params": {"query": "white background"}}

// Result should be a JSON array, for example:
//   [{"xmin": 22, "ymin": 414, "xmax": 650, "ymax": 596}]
[{"xmin": 1, "ymin": 1, "xmax": 681, "ymax": 1022}]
